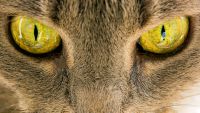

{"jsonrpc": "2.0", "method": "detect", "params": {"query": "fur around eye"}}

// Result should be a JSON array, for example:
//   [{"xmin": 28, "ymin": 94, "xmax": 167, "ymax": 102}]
[
  {"xmin": 139, "ymin": 16, "xmax": 189, "ymax": 54},
  {"xmin": 10, "ymin": 16, "xmax": 61, "ymax": 54}
]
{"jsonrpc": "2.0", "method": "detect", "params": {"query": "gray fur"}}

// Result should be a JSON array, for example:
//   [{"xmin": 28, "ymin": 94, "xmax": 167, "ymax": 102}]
[{"xmin": 0, "ymin": 0, "xmax": 200, "ymax": 113}]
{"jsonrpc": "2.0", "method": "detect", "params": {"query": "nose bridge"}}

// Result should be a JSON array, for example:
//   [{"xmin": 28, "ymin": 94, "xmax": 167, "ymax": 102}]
[
  {"xmin": 64, "ymin": 10, "xmax": 130, "ymax": 112},
  {"xmin": 71, "ymin": 21, "xmax": 126, "ymax": 77},
  {"xmin": 68, "ymin": 33, "xmax": 128, "ymax": 113},
  {"xmin": 70, "ymin": 61, "xmax": 126, "ymax": 113},
  {"xmin": 71, "ymin": 31, "xmax": 127, "ymax": 85}
]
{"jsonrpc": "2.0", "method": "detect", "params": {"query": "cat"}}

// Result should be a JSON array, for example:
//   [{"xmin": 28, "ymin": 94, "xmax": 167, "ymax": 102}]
[{"xmin": 0, "ymin": 0, "xmax": 200, "ymax": 113}]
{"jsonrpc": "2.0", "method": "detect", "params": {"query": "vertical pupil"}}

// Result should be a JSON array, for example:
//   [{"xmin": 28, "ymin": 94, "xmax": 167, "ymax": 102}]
[
  {"xmin": 161, "ymin": 25, "xmax": 166, "ymax": 40},
  {"xmin": 34, "ymin": 25, "xmax": 38, "ymax": 41}
]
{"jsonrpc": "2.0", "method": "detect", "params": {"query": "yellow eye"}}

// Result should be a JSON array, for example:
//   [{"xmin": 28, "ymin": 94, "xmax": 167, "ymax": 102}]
[
  {"xmin": 139, "ymin": 16, "xmax": 189, "ymax": 54},
  {"xmin": 11, "ymin": 16, "xmax": 61, "ymax": 54}
]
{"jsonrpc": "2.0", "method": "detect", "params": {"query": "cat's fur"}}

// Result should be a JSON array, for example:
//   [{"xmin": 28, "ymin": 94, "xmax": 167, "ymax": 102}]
[{"xmin": 1, "ymin": 0, "xmax": 200, "ymax": 113}]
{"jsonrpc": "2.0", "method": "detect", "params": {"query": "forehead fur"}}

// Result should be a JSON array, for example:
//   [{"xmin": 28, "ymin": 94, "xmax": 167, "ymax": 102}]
[{"xmin": 50, "ymin": 0, "xmax": 146, "ymax": 27}]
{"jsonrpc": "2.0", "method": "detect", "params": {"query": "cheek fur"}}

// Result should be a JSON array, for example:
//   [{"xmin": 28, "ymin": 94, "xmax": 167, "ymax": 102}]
[{"xmin": 172, "ymin": 82, "xmax": 200, "ymax": 113}]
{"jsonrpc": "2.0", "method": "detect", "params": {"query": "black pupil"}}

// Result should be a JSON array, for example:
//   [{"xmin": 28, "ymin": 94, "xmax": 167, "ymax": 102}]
[
  {"xmin": 161, "ymin": 25, "xmax": 166, "ymax": 40},
  {"xmin": 34, "ymin": 25, "xmax": 38, "ymax": 41}
]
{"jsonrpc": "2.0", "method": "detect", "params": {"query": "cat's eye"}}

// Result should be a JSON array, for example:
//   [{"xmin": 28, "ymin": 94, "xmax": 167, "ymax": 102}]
[
  {"xmin": 139, "ymin": 16, "xmax": 189, "ymax": 54},
  {"xmin": 10, "ymin": 16, "xmax": 61, "ymax": 54}
]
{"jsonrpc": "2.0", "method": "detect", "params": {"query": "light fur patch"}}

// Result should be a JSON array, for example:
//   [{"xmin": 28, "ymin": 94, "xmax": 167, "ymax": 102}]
[{"xmin": 172, "ymin": 82, "xmax": 200, "ymax": 113}]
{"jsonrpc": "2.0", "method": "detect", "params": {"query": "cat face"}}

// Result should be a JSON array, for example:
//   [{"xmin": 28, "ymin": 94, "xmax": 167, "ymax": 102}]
[{"xmin": 1, "ymin": 0, "xmax": 200, "ymax": 113}]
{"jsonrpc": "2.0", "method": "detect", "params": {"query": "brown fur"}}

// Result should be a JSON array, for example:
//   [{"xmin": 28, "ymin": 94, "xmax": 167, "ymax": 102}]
[{"xmin": 0, "ymin": 0, "xmax": 200, "ymax": 113}]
